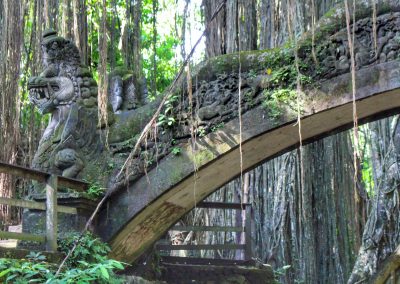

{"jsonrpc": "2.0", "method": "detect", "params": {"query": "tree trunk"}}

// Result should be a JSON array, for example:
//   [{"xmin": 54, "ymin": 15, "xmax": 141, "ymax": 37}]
[
  {"xmin": 98, "ymin": 0, "xmax": 108, "ymax": 128},
  {"xmin": 259, "ymin": 0, "xmax": 274, "ymax": 49},
  {"xmin": 202, "ymin": 0, "xmax": 257, "ymax": 57},
  {"xmin": 61, "ymin": 0, "xmax": 74, "ymax": 39},
  {"xmin": 132, "ymin": 0, "xmax": 142, "ymax": 78},
  {"xmin": 73, "ymin": 0, "xmax": 88, "ymax": 65},
  {"xmin": 151, "ymin": 0, "xmax": 159, "ymax": 97},
  {"xmin": 237, "ymin": 0, "xmax": 257, "ymax": 51},
  {"xmin": 348, "ymin": 117, "xmax": 400, "ymax": 283},
  {"xmin": 122, "ymin": 0, "xmax": 142, "ymax": 79},
  {"xmin": 0, "ymin": 0, "xmax": 24, "ymax": 229},
  {"xmin": 44, "ymin": 0, "xmax": 58, "ymax": 29},
  {"xmin": 202, "ymin": 0, "xmax": 226, "ymax": 58}
]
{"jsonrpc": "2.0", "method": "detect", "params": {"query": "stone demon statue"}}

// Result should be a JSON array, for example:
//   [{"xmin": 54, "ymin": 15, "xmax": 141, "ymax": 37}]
[
  {"xmin": 28, "ymin": 30, "xmax": 99, "ymax": 179},
  {"xmin": 28, "ymin": 30, "xmax": 153, "ymax": 191}
]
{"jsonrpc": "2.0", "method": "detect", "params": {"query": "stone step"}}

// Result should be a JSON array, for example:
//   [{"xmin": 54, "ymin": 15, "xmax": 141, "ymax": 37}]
[
  {"xmin": 160, "ymin": 262, "xmax": 275, "ymax": 284},
  {"xmin": 0, "ymin": 247, "xmax": 63, "ymax": 263},
  {"xmin": 0, "ymin": 239, "xmax": 17, "ymax": 248}
]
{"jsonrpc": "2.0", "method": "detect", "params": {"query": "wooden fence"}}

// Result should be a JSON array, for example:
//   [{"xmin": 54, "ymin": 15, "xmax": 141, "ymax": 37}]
[
  {"xmin": 157, "ymin": 202, "xmax": 253, "ymax": 262},
  {"xmin": 0, "ymin": 162, "xmax": 88, "ymax": 252}
]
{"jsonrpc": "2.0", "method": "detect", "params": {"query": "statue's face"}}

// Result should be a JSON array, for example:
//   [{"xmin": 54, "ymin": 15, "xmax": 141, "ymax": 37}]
[
  {"xmin": 113, "ymin": 82, "xmax": 123, "ymax": 97},
  {"xmin": 28, "ymin": 76, "xmax": 75, "ymax": 114},
  {"xmin": 41, "ymin": 38, "xmax": 64, "ymax": 66}
]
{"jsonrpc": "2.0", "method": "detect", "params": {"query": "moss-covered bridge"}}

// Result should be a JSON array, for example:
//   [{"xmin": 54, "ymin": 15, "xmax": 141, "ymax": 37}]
[{"xmin": 2, "ymin": 1, "xmax": 400, "ymax": 283}]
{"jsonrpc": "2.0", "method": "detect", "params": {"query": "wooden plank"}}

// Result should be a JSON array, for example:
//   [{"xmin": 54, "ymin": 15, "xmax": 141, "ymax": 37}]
[
  {"xmin": 171, "ymin": 225, "xmax": 243, "ymax": 232},
  {"xmin": 58, "ymin": 176, "xmax": 88, "ymax": 192},
  {"xmin": 46, "ymin": 175, "xmax": 58, "ymax": 252},
  {"xmin": 156, "ymin": 244, "xmax": 246, "ymax": 251},
  {"xmin": 196, "ymin": 202, "xmax": 251, "ymax": 210},
  {"xmin": 160, "ymin": 256, "xmax": 256, "ymax": 266},
  {"xmin": 0, "ymin": 162, "xmax": 47, "ymax": 183},
  {"xmin": 0, "ymin": 197, "xmax": 77, "ymax": 214},
  {"xmin": 244, "ymin": 206, "xmax": 253, "ymax": 260},
  {"xmin": 0, "ymin": 162, "xmax": 88, "ymax": 191},
  {"xmin": 0, "ymin": 231, "xmax": 45, "ymax": 243}
]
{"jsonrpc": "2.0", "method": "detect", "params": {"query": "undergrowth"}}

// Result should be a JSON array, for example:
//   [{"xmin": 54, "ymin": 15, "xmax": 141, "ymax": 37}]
[{"xmin": 0, "ymin": 232, "xmax": 125, "ymax": 284}]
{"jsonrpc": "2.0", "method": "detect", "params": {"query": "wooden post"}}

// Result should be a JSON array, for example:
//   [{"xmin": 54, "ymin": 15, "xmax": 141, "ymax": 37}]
[
  {"xmin": 244, "ymin": 205, "xmax": 252, "ymax": 260},
  {"xmin": 45, "ymin": 174, "xmax": 58, "ymax": 252}
]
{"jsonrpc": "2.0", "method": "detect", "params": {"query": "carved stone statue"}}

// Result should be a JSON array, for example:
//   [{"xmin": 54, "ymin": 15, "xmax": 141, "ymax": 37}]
[
  {"xmin": 28, "ymin": 30, "xmax": 154, "ymax": 193},
  {"xmin": 28, "ymin": 30, "xmax": 100, "ymax": 182}
]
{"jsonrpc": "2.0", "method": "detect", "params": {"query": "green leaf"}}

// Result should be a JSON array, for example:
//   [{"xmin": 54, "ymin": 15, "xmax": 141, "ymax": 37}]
[
  {"xmin": 111, "ymin": 261, "xmax": 124, "ymax": 270},
  {"xmin": 99, "ymin": 266, "xmax": 109, "ymax": 280},
  {"xmin": 6, "ymin": 274, "xmax": 17, "ymax": 282},
  {"xmin": 0, "ymin": 268, "xmax": 10, "ymax": 278}
]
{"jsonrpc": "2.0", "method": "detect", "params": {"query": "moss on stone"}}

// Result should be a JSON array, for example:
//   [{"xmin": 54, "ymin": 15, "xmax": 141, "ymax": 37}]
[{"xmin": 189, "ymin": 149, "xmax": 215, "ymax": 168}]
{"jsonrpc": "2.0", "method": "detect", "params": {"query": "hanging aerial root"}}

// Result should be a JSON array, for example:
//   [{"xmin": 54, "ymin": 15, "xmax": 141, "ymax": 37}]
[{"xmin": 344, "ymin": 0, "xmax": 360, "ymax": 188}]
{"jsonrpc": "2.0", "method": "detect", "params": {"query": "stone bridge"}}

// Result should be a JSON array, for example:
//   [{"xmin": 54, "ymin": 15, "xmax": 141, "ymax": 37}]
[
  {"xmin": 97, "ymin": 10, "xmax": 400, "ymax": 265},
  {"xmin": 24, "ymin": 1, "xmax": 400, "ymax": 276},
  {"xmin": 100, "ymin": 60, "xmax": 400, "ymax": 263}
]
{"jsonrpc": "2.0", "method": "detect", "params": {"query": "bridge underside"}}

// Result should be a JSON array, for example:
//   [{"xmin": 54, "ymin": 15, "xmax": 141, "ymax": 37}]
[{"xmin": 97, "ymin": 60, "xmax": 400, "ymax": 263}]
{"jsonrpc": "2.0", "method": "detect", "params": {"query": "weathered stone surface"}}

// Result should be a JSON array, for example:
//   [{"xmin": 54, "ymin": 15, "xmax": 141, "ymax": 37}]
[
  {"xmin": 0, "ymin": 247, "xmax": 63, "ymax": 263},
  {"xmin": 160, "ymin": 263, "xmax": 274, "ymax": 284},
  {"xmin": 124, "ymin": 276, "xmax": 166, "ymax": 284}
]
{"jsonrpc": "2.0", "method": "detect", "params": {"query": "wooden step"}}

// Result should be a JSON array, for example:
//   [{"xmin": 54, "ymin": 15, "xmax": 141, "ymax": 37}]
[{"xmin": 160, "ymin": 255, "xmax": 257, "ymax": 266}]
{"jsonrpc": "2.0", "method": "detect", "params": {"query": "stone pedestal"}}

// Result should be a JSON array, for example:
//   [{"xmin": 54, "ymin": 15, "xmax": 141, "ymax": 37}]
[{"xmin": 19, "ymin": 193, "xmax": 97, "ymax": 251}]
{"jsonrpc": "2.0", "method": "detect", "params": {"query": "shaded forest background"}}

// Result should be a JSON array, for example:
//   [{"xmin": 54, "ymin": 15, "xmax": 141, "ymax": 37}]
[{"xmin": 0, "ymin": 0, "xmax": 399, "ymax": 283}]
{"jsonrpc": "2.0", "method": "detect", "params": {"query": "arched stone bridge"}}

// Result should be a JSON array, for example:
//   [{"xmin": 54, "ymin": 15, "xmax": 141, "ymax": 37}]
[
  {"xmin": 91, "ymin": 3, "xmax": 400, "ymax": 265},
  {"xmin": 99, "ymin": 58, "xmax": 400, "ymax": 263}
]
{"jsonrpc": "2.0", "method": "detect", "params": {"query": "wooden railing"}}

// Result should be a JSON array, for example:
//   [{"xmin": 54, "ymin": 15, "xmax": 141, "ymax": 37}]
[
  {"xmin": 157, "ymin": 202, "xmax": 253, "ymax": 262},
  {"xmin": 0, "ymin": 162, "xmax": 88, "ymax": 252}
]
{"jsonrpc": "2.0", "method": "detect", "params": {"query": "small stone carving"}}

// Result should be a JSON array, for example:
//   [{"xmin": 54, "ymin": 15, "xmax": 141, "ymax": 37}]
[
  {"xmin": 109, "ymin": 76, "xmax": 123, "ymax": 113},
  {"xmin": 313, "ymin": 12, "xmax": 400, "ymax": 80},
  {"xmin": 107, "ymin": 69, "xmax": 148, "ymax": 113}
]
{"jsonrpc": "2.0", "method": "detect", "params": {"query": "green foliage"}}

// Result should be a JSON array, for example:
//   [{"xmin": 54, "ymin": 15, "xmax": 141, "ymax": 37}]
[
  {"xmin": 51, "ymin": 259, "xmax": 124, "ymax": 284},
  {"xmin": 211, "ymin": 122, "xmax": 224, "ymax": 132},
  {"xmin": 171, "ymin": 146, "xmax": 181, "ymax": 155},
  {"xmin": 157, "ymin": 94, "xmax": 179, "ymax": 128},
  {"xmin": 269, "ymin": 66, "xmax": 297, "ymax": 87},
  {"xmin": 196, "ymin": 126, "xmax": 206, "ymax": 137},
  {"xmin": 263, "ymin": 46, "xmax": 294, "ymax": 71},
  {"xmin": 86, "ymin": 183, "xmax": 106, "ymax": 199},
  {"xmin": 0, "ymin": 233, "xmax": 125, "ymax": 283},
  {"xmin": 262, "ymin": 89, "xmax": 298, "ymax": 119},
  {"xmin": 58, "ymin": 232, "xmax": 111, "ymax": 267},
  {"xmin": 248, "ymin": 69, "xmax": 258, "ymax": 78},
  {"xmin": 358, "ymin": 127, "xmax": 375, "ymax": 196},
  {"xmin": 0, "ymin": 257, "xmax": 54, "ymax": 283},
  {"xmin": 0, "ymin": 256, "xmax": 124, "ymax": 284}
]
